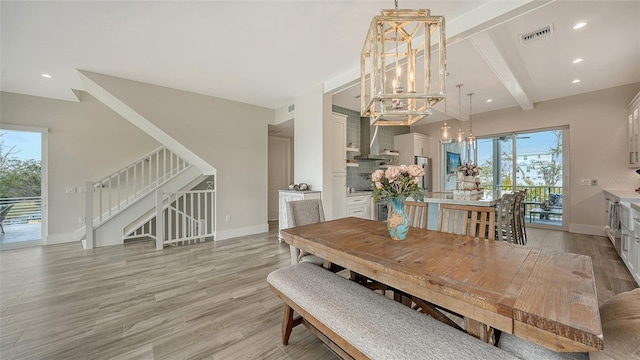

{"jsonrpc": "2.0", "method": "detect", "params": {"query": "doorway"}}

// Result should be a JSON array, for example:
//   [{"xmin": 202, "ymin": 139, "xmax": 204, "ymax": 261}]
[
  {"xmin": 268, "ymin": 136, "xmax": 292, "ymax": 221},
  {"xmin": 0, "ymin": 126, "xmax": 48, "ymax": 249},
  {"xmin": 476, "ymin": 128, "xmax": 567, "ymax": 230}
]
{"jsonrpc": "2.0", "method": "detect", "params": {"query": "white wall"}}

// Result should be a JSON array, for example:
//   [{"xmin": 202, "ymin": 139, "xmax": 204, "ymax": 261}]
[
  {"xmin": 293, "ymin": 85, "xmax": 337, "ymax": 218},
  {"xmin": 0, "ymin": 91, "xmax": 161, "ymax": 244},
  {"xmin": 412, "ymin": 83, "xmax": 640, "ymax": 235},
  {"xmin": 294, "ymin": 85, "xmax": 325, "ymax": 193},
  {"xmin": 76, "ymin": 73, "xmax": 273, "ymax": 240}
]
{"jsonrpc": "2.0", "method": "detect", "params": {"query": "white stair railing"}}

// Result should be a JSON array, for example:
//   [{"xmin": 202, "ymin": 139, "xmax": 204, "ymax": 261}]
[
  {"xmin": 155, "ymin": 189, "xmax": 215, "ymax": 250},
  {"xmin": 91, "ymin": 147, "xmax": 191, "ymax": 225},
  {"xmin": 124, "ymin": 217, "xmax": 156, "ymax": 241}
]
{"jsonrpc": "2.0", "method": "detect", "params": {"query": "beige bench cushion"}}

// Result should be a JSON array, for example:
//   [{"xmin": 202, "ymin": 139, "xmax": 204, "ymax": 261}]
[
  {"xmin": 590, "ymin": 288, "xmax": 640, "ymax": 360},
  {"xmin": 268, "ymin": 263, "xmax": 518, "ymax": 360},
  {"xmin": 498, "ymin": 333, "xmax": 588, "ymax": 360}
]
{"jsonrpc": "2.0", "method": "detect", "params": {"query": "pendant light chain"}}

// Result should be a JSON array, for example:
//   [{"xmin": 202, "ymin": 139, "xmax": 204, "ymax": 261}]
[
  {"xmin": 467, "ymin": 92, "xmax": 476, "ymax": 148},
  {"xmin": 441, "ymin": 97, "xmax": 451, "ymax": 142},
  {"xmin": 456, "ymin": 84, "xmax": 465, "ymax": 143}
]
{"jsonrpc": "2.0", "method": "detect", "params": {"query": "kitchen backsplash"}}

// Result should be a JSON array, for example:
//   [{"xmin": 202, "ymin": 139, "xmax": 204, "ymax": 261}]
[
  {"xmin": 347, "ymin": 161, "xmax": 378, "ymax": 190},
  {"xmin": 333, "ymin": 105, "xmax": 410, "ymax": 190}
]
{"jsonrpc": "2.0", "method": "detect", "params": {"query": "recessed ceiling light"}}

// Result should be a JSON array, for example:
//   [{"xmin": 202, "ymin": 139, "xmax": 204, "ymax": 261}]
[
  {"xmin": 572, "ymin": 58, "xmax": 583, "ymax": 64},
  {"xmin": 486, "ymin": 99, "xmax": 493, "ymax": 103},
  {"xmin": 41, "ymin": 73, "xmax": 52, "ymax": 79},
  {"xmin": 572, "ymin": 79, "xmax": 581, "ymax": 84},
  {"xmin": 573, "ymin": 22, "xmax": 587, "ymax": 30}
]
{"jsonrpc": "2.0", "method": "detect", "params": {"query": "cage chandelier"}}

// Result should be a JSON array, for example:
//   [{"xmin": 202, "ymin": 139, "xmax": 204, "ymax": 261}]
[{"xmin": 361, "ymin": 0, "xmax": 446, "ymax": 126}]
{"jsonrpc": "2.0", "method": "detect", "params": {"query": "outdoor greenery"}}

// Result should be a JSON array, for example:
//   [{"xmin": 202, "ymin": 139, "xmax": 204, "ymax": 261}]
[
  {"xmin": 477, "ymin": 130, "xmax": 562, "ymax": 188},
  {"xmin": 0, "ymin": 132, "xmax": 41, "ymax": 198}
]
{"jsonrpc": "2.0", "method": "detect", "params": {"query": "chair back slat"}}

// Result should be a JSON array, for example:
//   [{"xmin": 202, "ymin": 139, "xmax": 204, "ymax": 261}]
[
  {"xmin": 437, "ymin": 204, "xmax": 495, "ymax": 240},
  {"xmin": 405, "ymin": 201, "xmax": 429, "ymax": 229}
]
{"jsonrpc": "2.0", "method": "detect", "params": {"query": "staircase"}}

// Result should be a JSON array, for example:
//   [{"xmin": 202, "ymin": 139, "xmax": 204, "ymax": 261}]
[{"xmin": 78, "ymin": 146, "xmax": 214, "ymax": 249}]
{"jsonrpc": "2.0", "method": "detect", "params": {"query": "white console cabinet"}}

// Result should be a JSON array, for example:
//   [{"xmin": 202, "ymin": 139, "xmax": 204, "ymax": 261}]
[{"xmin": 278, "ymin": 190, "xmax": 321, "ymax": 242}]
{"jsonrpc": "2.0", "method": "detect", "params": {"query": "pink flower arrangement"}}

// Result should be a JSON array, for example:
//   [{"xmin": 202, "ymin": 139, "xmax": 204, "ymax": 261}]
[
  {"xmin": 371, "ymin": 165, "xmax": 425, "ymax": 202},
  {"xmin": 459, "ymin": 162, "xmax": 479, "ymax": 176}
]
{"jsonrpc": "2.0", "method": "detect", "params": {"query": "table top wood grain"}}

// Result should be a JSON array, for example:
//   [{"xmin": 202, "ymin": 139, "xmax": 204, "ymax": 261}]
[{"xmin": 281, "ymin": 217, "xmax": 603, "ymax": 352}]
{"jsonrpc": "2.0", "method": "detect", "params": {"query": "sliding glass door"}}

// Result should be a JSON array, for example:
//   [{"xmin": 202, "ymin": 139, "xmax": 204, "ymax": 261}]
[{"xmin": 476, "ymin": 128, "xmax": 567, "ymax": 229}]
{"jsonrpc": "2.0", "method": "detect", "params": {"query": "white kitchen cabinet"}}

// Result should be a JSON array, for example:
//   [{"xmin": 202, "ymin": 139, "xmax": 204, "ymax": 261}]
[
  {"xmin": 628, "ymin": 203, "xmax": 640, "ymax": 285},
  {"xmin": 394, "ymin": 132, "xmax": 430, "ymax": 165},
  {"xmin": 628, "ymin": 91, "xmax": 640, "ymax": 166},
  {"xmin": 346, "ymin": 194, "xmax": 372, "ymax": 219},
  {"xmin": 331, "ymin": 173, "xmax": 346, "ymax": 220},
  {"xmin": 331, "ymin": 113, "xmax": 347, "ymax": 219},
  {"xmin": 331, "ymin": 113, "xmax": 347, "ymax": 173},
  {"xmin": 635, "ymin": 233, "xmax": 640, "ymax": 285},
  {"xmin": 278, "ymin": 190, "xmax": 321, "ymax": 242}
]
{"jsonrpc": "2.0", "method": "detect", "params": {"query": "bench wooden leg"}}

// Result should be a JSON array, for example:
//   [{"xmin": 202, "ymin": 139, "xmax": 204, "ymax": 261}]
[{"xmin": 282, "ymin": 304, "xmax": 303, "ymax": 345}]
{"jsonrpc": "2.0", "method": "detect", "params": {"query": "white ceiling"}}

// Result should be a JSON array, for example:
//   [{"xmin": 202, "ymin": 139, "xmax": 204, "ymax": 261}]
[{"xmin": 2, "ymin": 1, "xmax": 640, "ymax": 130}]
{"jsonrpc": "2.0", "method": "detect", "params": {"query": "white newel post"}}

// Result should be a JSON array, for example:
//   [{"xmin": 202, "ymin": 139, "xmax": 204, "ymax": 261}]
[
  {"xmin": 84, "ymin": 180, "xmax": 94, "ymax": 249},
  {"xmin": 155, "ymin": 190, "xmax": 163, "ymax": 250}
]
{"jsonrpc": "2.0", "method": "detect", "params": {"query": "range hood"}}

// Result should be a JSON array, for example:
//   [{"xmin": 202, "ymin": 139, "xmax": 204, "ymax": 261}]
[{"xmin": 354, "ymin": 117, "xmax": 386, "ymax": 160}]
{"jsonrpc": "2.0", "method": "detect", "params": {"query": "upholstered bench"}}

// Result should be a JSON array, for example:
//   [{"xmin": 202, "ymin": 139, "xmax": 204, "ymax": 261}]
[
  {"xmin": 497, "ymin": 288, "xmax": 640, "ymax": 360},
  {"xmin": 267, "ymin": 262, "xmax": 518, "ymax": 360}
]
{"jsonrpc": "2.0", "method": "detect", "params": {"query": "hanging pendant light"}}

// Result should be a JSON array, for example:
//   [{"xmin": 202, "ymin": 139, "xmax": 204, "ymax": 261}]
[
  {"xmin": 361, "ymin": 0, "xmax": 447, "ymax": 126},
  {"xmin": 466, "ymin": 92, "xmax": 476, "ymax": 148},
  {"xmin": 441, "ymin": 97, "xmax": 451, "ymax": 143},
  {"xmin": 455, "ymin": 84, "xmax": 465, "ymax": 143}
]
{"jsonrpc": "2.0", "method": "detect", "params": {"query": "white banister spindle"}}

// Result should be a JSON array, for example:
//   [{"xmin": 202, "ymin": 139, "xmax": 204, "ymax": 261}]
[
  {"xmin": 85, "ymin": 180, "xmax": 94, "ymax": 249},
  {"xmin": 169, "ymin": 195, "xmax": 174, "ymax": 242},
  {"xmin": 97, "ymin": 183, "xmax": 103, "ymax": 222},
  {"xmin": 117, "ymin": 172, "xmax": 121, "ymax": 211},
  {"xmin": 170, "ymin": 153, "xmax": 174, "ymax": 176},
  {"xmin": 156, "ymin": 190, "xmax": 163, "ymax": 250},
  {"xmin": 180, "ymin": 194, "xmax": 185, "ymax": 239}
]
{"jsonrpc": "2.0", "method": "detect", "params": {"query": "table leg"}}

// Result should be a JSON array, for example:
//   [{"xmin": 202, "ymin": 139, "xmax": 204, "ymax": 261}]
[
  {"xmin": 412, "ymin": 297, "xmax": 464, "ymax": 332},
  {"xmin": 465, "ymin": 318, "xmax": 496, "ymax": 345}
]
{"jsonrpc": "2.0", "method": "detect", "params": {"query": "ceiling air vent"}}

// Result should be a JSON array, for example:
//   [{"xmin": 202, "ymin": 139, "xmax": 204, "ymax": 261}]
[
  {"xmin": 520, "ymin": 24, "xmax": 553, "ymax": 44},
  {"xmin": 288, "ymin": 104, "xmax": 295, "ymax": 113}
]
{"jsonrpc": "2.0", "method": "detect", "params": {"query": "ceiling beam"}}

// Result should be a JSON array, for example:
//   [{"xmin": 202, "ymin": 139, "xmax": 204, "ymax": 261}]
[
  {"xmin": 324, "ymin": 0, "xmax": 554, "ymax": 96},
  {"xmin": 469, "ymin": 32, "xmax": 534, "ymax": 111}
]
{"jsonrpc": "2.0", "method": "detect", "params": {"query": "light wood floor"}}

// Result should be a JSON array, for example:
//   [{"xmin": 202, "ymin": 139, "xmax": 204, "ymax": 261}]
[{"xmin": 0, "ymin": 223, "xmax": 636, "ymax": 360}]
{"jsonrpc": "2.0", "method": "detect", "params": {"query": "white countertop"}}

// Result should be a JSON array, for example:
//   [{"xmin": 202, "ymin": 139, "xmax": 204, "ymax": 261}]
[
  {"xmin": 345, "ymin": 190, "xmax": 502, "ymax": 206},
  {"xmin": 421, "ymin": 191, "xmax": 502, "ymax": 207},
  {"xmin": 347, "ymin": 191, "xmax": 374, "ymax": 198},
  {"xmin": 279, "ymin": 189, "xmax": 321, "ymax": 194},
  {"xmin": 603, "ymin": 189, "xmax": 640, "ymax": 202}
]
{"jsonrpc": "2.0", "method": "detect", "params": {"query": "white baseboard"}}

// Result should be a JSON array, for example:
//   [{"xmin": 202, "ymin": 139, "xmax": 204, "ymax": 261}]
[
  {"xmin": 215, "ymin": 224, "xmax": 269, "ymax": 241},
  {"xmin": 569, "ymin": 223, "xmax": 606, "ymax": 237},
  {"xmin": 46, "ymin": 232, "xmax": 77, "ymax": 245}
]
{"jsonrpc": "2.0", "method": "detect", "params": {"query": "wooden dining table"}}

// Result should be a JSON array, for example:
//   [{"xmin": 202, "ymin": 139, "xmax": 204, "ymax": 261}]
[{"xmin": 281, "ymin": 217, "xmax": 603, "ymax": 353}]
